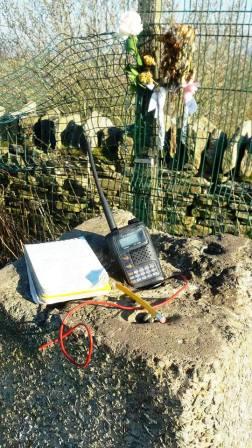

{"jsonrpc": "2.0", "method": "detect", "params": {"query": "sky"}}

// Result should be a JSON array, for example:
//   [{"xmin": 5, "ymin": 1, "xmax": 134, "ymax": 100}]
[{"xmin": 0, "ymin": 0, "xmax": 251, "ymax": 47}]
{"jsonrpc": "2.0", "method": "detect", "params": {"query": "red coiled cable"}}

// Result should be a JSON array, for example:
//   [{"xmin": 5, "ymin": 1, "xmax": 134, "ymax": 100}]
[{"xmin": 39, "ymin": 275, "xmax": 189, "ymax": 368}]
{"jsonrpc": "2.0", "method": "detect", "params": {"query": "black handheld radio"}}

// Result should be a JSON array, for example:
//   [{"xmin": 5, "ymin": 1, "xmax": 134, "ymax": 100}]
[{"xmin": 86, "ymin": 140, "xmax": 164, "ymax": 288}]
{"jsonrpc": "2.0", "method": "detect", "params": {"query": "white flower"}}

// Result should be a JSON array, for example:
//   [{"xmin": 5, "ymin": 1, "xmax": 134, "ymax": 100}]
[{"xmin": 119, "ymin": 10, "xmax": 143, "ymax": 37}]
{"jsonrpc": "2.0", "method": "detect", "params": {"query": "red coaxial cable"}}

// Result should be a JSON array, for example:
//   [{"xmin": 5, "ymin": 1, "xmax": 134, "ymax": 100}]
[{"xmin": 39, "ymin": 275, "xmax": 189, "ymax": 368}]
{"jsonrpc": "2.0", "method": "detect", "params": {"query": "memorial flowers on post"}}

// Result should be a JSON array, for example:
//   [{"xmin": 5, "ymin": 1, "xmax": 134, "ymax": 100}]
[
  {"xmin": 119, "ymin": 10, "xmax": 157, "ymax": 91},
  {"xmin": 119, "ymin": 11, "xmax": 199, "ymax": 148}
]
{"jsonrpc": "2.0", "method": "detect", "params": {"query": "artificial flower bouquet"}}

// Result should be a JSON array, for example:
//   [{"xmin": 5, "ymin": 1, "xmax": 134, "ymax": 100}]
[
  {"xmin": 119, "ymin": 10, "xmax": 199, "ymax": 150},
  {"xmin": 119, "ymin": 10, "xmax": 198, "ymax": 102}
]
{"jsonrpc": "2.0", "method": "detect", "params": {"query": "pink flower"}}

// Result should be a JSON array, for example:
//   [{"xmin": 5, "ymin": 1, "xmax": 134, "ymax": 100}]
[{"xmin": 182, "ymin": 80, "xmax": 199, "ymax": 104}]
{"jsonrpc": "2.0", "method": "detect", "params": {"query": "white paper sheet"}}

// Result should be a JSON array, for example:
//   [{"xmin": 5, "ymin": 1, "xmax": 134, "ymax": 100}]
[{"xmin": 24, "ymin": 237, "xmax": 110, "ymax": 304}]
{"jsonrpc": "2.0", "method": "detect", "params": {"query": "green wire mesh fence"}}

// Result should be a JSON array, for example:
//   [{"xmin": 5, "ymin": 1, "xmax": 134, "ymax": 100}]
[
  {"xmin": 0, "ymin": 1, "xmax": 251, "ymax": 266},
  {"xmin": 0, "ymin": 33, "xmax": 135, "ymax": 264},
  {"xmin": 132, "ymin": 0, "xmax": 252, "ymax": 236}
]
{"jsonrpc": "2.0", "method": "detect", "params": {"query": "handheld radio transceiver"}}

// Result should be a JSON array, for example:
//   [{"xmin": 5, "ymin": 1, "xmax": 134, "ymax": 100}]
[
  {"xmin": 106, "ymin": 220, "xmax": 164, "ymax": 288},
  {"xmin": 85, "ymin": 139, "xmax": 164, "ymax": 288}
]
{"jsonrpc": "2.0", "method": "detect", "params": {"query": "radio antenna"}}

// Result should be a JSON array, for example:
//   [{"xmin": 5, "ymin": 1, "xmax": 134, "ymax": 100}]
[{"xmin": 83, "ymin": 137, "xmax": 117, "ymax": 232}]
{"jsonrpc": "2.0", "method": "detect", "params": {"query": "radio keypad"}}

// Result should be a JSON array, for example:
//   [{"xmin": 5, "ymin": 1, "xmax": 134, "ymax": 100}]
[{"xmin": 127, "ymin": 262, "xmax": 159, "ymax": 283}]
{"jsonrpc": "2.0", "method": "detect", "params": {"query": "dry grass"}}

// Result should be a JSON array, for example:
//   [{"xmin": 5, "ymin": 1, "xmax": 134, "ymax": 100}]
[{"xmin": 0, "ymin": 204, "xmax": 24, "ymax": 268}]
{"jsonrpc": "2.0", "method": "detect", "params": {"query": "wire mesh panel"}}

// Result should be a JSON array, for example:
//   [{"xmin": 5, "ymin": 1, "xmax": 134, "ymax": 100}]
[
  {"xmin": 0, "ymin": 33, "xmax": 136, "ymax": 265},
  {"xmin": 0, "ymin": 1, "xmax": 251, "ymax": 267},
  {"xmin": 132, "ymin": 0, "xmax": 252, "ymax": 237}
]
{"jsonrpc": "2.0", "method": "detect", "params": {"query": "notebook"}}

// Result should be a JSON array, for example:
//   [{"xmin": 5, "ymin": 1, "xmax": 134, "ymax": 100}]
[{"xmin": 24, "ymin": 237, "xmax": 110, "ymax": 304}]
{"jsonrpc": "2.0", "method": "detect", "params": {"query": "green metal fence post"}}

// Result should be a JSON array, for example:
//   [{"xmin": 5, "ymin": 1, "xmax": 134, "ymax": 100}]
[{"xmin": 132, "ymin": 0, "xmax": 162, "ymax": 227}]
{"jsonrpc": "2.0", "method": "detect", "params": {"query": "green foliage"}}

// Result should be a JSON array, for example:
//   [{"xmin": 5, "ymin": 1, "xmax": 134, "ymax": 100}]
[
  {"xmin": 126, "ymin": 36, "xmax": 143, "ymax": 66},
  {"xmin": 124, "ymin": 36, "xmax": 143, "ymax": 92}
]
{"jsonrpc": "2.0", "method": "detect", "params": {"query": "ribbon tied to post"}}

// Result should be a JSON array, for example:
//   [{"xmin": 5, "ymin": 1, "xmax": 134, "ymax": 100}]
[{"xmin": 148, "ymin": 86, "xmax": 168, "ymax": 150}]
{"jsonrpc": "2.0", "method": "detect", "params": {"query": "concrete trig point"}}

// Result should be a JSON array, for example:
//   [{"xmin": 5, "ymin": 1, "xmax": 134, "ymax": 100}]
[{"xmin": 0, "ymin": 211, "xmax": 252, "ymax": 447}]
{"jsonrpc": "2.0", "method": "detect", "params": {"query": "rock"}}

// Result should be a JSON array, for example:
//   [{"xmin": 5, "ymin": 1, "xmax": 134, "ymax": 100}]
[
  {"xmin": 236, "ymin": 211, "xmax": 251, "ymax": 221},
  {"xmin": 241, "ymin": 120, "xmax": 252, "ymax": 138},
  {"xmin": 198, "ymin": 196, "xmax": 213, "ymax": 205},
  {"xmin": 240, "ymin": 138, "xmax": 252, "ymax": 181},
  {"xmin": 240, "ymin": 151, "xmax": 252, "ymax": 180},
  {"xmin": 98, "ymin": 127, "xmax": 124, "ymax": 152},
  {"xmin": 54, "ymin": 175, "xmax": 67, "ymax": 187},
  {"xmin": 55, "ymin": 202, "xmax": 85, "ymax": 212},
  {"xmin": 164, "ymin": 126, "xmax": 188, "ymax": 170},
  {"xmin": 2, "ymin": 153, "xmax": 25, "ymax": 168},
  {"xmin": 0, "ymin": 212, "xmax": 252, "ymax": 447},
  {"xmin": 0, "ymin": 114, "xmax": 22, "ymax": 144},
  {"xmin": 63, "ymin": 178, "xmax": 87, "ymax": 196},
  {"xmin": 20, "ymin": 113, "xmax": 38, "ymax": 142},
  {"xmin": 193, "ymin": 224, "xmax": 212, "ymax": 235},
  {"xmin": 118, "ymin": 135, "xmax": 134, "ymax": 164},
  {"xmin": 0, "ymin": 105, "xmax": 5, "ymax": 117},
  {"xmin": 230, "ymin": 202, "xmax": 252, "ymax": 212},
  {"xmin": 203, "ymin": 128, "xmax": 227, "ymax": 178},
  {"xmin": 118, "ymin": 191, "xmax": 133, "ymax": 209},
  {"xmin": 222, "ymin": 128, "xmax": 240, "ymax": 174},
  {"xmin": 8, "ymin": 144, "xmax": 24, "ymax": 155},
  {"xmin": 0, "ymin": 146, "xmax": 8, "ymax": 156},
  {"xmin": 58, "ymin": 113, "xmax": 82, "ymax": 149},
  {"xmin": 83, "ymin": 111, "xmax": 114, "ymax": 148},
  {"xmin": 168, "ymin": 123, "xmax": 177, "ymax": 158},
  {"xmin": 181, "ymin": 216, "xmax": 196, "ymax": 226},
  {"xmin": 190, "ymin": 185, "xmax": 202, "ymax": 194},
  {"xmin": 100, "ymin": 177, "xmax": 121, "ymax": 192},
  {"xmin": 191, "ymin": 176, "xmax": 210, "ymax": 186},
  {"xmin": 33, "ymin": 149, "xmax": 49, "ymax": 162},
  {"xmin": 11, "ymin": 100, "xmax": 37, "ymax": 117},
  {"xmin": 41, "ymin": 107, "xmax": 61, "ymax": 143},
  {"xmin": 187, "ymin": 117, "xmax": 215, "ymax": 171},
  {"xmin": 33, "ymin": 118, "xmax": 56, "ymax": 152}
]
